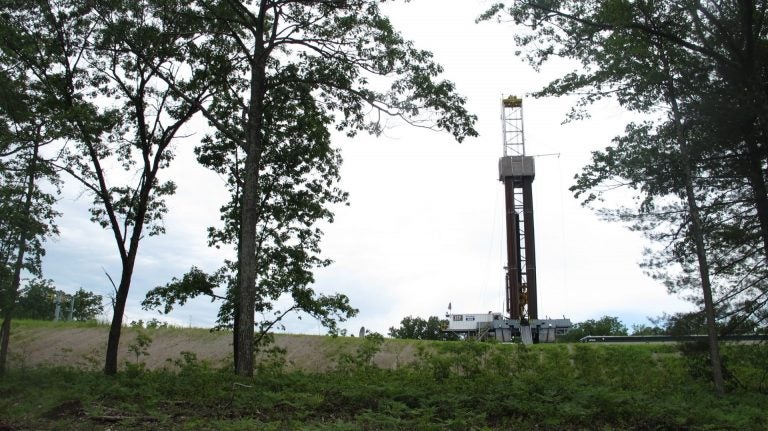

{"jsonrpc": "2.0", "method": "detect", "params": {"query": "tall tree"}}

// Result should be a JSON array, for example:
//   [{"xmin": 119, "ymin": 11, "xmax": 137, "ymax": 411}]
[
  {"xmin": 0, "ymin": 52, "xmax": 60, "ymax": 374},
  {"xmin": 0, "ymin": 0, "xmax": 209, "ymax": 374},
  {"xmin": 142, "ymin": 0, "xmax": 478, "ymax": 376}
]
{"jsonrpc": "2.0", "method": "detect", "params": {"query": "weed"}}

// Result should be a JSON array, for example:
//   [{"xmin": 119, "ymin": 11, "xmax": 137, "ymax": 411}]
[
  {"xmin": 124, "ymin": 328, "xmax": 153, "ymax": 375},
  {"xmin": 256, "ymin": 345, "xmax": 288, "ymax": 375},
  {"xmin": 2, "ymin": 331, "xmax": 768, "ymax": 430},
  {"xmin": 337, "ymin": 331, "xmax": 384, "ymax": 371},
  {"xmin": 78, "ymin": 346, "xmax": 106, "ymax": 371}
]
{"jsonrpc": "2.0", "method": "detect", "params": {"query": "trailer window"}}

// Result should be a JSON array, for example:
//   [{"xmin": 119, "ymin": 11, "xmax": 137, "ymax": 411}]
[
  {"xmin": 452, "ymin": 315, "xmax": 463, "ymax": 321},
  {"xmin": 465, "ymin": 316, "xmax": 475, "ymax": 321}
]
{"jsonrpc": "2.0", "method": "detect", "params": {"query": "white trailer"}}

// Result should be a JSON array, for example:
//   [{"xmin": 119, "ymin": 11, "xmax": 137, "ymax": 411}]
[
  {"xmin": 444, "ymin": 311, "xmax": 571, "ymax": 342},
  {"xmin": 446, "ymin": 312, "xmax": 503, "ymax": 332}
]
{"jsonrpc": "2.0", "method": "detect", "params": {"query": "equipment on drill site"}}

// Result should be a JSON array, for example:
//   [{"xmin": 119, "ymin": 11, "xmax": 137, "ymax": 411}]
[{"xmin": 443, "ymin": 95, "xmax": 571, "ymax": 344}]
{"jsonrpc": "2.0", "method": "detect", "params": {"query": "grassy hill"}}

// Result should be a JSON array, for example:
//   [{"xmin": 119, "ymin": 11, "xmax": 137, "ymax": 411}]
[
  {"xmin": 5, "ymin": 320, "xmax": 421, "ymax": 372},
  {"xmin": 1, "ymin": 320, "xmax": 767, "ymax": 430}
]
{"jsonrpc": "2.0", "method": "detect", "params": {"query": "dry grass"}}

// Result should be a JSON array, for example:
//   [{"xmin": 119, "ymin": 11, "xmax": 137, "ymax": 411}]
[{"xmin": 7, "ymin": 322, "xmax": 422, "ymax": 372}]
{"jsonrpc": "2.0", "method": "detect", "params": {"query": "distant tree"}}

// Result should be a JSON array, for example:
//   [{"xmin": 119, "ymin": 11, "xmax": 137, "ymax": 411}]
[
  {"xmin": 647, "ymin": 311, "xmax": 760, "ymax": 337},
  {"xmin": 561, "ymin": 316, "xmax": 628, "ymax": 342},
  {"xmin": 69, "ymin": 288, "xmax": 104, "ymax": 321},
  {"xmin": 630, "ymin": 324, "xmax": 666, "ymax": 336},
  {"xmin": 13, "ymin": 281, "xmax": 104, "ymax": 321},
  {"xmin": 13, "ymin": 279, "xmax": 56, "ymax": 321},
  {"xmin": 388, "ymin": 316, "xmax": 447, "ymax": 340}
]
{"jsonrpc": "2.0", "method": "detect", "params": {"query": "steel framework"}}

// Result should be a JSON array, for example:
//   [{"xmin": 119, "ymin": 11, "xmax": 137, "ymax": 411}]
[{"xmin": 499, "ymin": 95, "xmax": 538, "ymax": 322}]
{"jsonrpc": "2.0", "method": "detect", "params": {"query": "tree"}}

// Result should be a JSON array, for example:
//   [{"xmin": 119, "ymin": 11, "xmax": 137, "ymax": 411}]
[
  {"xmin": 140, "ymin": 0, "xmax": 477, "ymax": 376},
  {"xmin": 388, "ymin": 315, "xmax": 447, "ymax": 340},
  {"xmin": 560, "ymin": 316, "xmax": 628, "ymax": 342},
  {"xmin": 0, "ymin": 0, "xmax": 211, "ymax": 375},
  {"xmin": 69, "ymin": 288, "xmax": 105, "ymax": 321},
  {"xmin": 0, "ymin": 50, "xmax": 60, "ymax": 373},
  {"xmin": 12, "ymin": 280, "xmax": 104, "ymax": 321},
  {"xmin": 630, "ymin": 323, "xmax": 666, "ymax": 336},
  {"xmin": 13, "ymin": 279, "xmax": 56, "ymax": 320}
]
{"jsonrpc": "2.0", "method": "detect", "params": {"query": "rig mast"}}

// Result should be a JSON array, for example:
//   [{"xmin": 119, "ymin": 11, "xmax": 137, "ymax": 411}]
[{"xmin": 499, "ymin": 95, "xmax": 538, "ymax": 323}]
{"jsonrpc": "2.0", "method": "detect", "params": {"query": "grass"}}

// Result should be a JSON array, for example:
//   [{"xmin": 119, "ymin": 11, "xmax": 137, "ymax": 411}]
[
  {"xmin": 1, "ymin": 329, "xmax": 767, "ymax": 430},
  {"xmin": 9, "ymin": 318, "xmax": 110, "ymax": 329}
]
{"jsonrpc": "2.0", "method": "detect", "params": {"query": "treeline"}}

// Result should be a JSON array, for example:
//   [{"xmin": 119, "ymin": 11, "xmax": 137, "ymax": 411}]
[
  {"xmin": 12, "ymin": 280, "xmax": 103, "ymax": 322},
  {"xmin": 390, "ymin": 313, "xmax": 765, "ymax": 343}
]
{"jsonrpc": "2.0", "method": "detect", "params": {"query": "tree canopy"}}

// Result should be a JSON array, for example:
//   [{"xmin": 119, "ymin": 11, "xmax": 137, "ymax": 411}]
[
  {"xmin": 560, "ymin": 315, "xmax": 628, "ymax": 342},
  {"xmin": 388, "ymin": 316, "xmax": 448, "ymax": 340},
  {"xmin": 13, "ymin": 280, "xmax": 104, "ymax": 321}
]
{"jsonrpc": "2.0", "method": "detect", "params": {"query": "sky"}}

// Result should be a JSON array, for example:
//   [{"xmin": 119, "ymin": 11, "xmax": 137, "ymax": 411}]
[{"xmin": 41, "ymin": 0, "xmax": 694, "ymax": 335}]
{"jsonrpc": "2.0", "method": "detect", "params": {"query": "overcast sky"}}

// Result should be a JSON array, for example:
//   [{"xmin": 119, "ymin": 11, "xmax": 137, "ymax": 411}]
[{"xmin": 41, "ymin": 0, "xmax": 693, "ymax": 335}]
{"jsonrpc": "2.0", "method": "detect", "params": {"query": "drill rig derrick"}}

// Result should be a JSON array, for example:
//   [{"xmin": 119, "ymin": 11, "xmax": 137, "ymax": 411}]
[{"xmin": 499, "ymin": 96, "xmax": 538, "ymax": 327}]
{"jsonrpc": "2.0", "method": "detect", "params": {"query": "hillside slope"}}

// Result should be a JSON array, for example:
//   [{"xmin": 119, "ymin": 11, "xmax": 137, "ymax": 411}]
[{"xmin": 7, "ymin": 321, "xmax": 419, "ymax": 371}]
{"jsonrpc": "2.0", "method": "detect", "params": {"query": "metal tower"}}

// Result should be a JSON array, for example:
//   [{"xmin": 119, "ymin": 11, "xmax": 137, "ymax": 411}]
[{"xmin": 499, "ymin": 95, "xmax": 538, "ymax": 323}]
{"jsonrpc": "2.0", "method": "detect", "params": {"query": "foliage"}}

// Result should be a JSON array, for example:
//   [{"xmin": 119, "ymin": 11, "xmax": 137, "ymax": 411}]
[
  {"xmin": 1, "ymin": 341, "xmax": 767, "ymax": 430},
  {"xmin": 630, "ymin": 323, "xmax": 666, "ymax": 336},
  {"xmin": 11, "ymin": 279, "xmax": 56, "ymax": 320},
  {"xmin": 560, "ymin": 315, "xmax": 628, "ymax": 342},
  {"xmin": 135, "ymin": 0, "xmax": 479, "ymax": 376},
  {"xmin": 126, "ymin": 329, "xmax": 153, "ymax": 366},
  {"xmin": 337, "ymin": 331, "xmax": 385, "ymax": 371},
  {"xmin": 0, "ymin": 0, "xmax": 213, "ymax": 374},
  {"xmin": 12, "ymin": 280, "xmax": 104, "ymax": 321},
  {"xmin": 388, "ymin": 315, "xmax": 448, "ymax": 340},
  {"xmin": 143, "ymin": 264, "xmax": 358, "ymax": 352}
]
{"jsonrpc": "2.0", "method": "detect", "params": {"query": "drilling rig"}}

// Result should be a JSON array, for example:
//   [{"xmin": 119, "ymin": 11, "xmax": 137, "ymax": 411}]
[
  {"xmin": 499, "ymin": 95, "xmax": 538, "ymax": 342},
  {"xmin": 443, "ymin": 96, "xmax": 571, "ymax": 344}
]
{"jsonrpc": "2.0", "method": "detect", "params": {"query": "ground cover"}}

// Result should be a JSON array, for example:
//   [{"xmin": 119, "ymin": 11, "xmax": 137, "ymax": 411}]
[{"xmin": 1, "ymin": 322, "xmax": 766, "ymax": 430}]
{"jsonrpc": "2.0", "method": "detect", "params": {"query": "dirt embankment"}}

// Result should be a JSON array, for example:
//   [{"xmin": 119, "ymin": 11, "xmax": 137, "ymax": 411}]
[{"xmin": 7, "ymin": 325, "xmax": 421, "ymax": 372}]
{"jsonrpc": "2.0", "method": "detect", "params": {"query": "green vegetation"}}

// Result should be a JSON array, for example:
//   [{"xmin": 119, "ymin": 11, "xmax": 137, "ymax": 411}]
[
  {"xmin": 12, "ymin": 280, "xmax": 104, "ymax": 321},
  {"xmin": 1, "ymin": 335, "xmax": 766, "ymax": 430},
  {"xmin": 560, "ymin": 315, "xmax": 629, "ymax": 342},
  {"xmin": 389, "ymin": 316, "xmax": 449, "ymax": 341}
]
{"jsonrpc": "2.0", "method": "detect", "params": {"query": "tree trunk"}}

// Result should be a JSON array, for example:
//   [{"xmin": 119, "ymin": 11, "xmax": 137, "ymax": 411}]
[
  {"xmin": 103, "ymin": 260, "xmax": 136, "ymax": 375},
  {"xmin": 743, "ymin": 136, "xmax": 768, "ymax": 261},
  {"xmin": 661, "ymin": 54, "xmax": 726, "ymax": 395},
  {"xmin": 682, "ymin": 171, "xmax": 726, "ymax": 396},
  {"xmin": 232, "ymin": 299, "xmax": 240, "ymax": 372},
  {"xmin": 0, "ymin": 142, "xmax": 39, "ymax": 375},
  {"xmin": 235, "ymin": 45, "xmax": 268, "ymax": 376},
  {"xmin": 235, "ymin": 149, "xmax": 258, "ymax": 376},
  {"xmin": 103, "ymin": 164, "xmax": 160, "ymax": 375}
]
